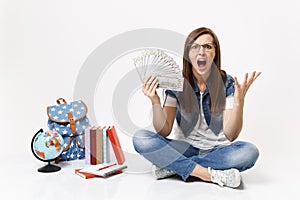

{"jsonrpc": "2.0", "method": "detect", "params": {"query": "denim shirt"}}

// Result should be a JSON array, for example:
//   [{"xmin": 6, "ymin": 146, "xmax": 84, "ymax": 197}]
[{"xmin": 164, "ymin": 74, "xmax": 235, "ymax": 136}]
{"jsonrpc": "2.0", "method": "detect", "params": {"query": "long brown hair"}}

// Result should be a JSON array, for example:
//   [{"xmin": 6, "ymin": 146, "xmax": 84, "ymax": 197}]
[{"xmin": 182, "ymin": 27, "xmax": 227, "ymax": 113}]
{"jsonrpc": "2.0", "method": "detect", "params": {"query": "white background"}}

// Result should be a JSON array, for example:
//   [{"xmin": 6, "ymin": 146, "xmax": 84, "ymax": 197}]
[{"xmin": 1, "ymin": 0, "xmax": 300, "ymax": 199}]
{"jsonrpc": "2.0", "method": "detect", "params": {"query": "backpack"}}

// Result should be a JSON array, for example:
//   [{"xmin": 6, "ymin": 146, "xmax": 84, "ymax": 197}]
[{"xmin": 47, "ymin": 98, "xmax": 90, "ymax": 162}]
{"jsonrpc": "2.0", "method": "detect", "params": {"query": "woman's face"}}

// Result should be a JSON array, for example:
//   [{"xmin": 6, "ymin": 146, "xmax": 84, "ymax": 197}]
[{"xmin": 188, "ymin": 34, "xmax": 216, "ymax": 80}]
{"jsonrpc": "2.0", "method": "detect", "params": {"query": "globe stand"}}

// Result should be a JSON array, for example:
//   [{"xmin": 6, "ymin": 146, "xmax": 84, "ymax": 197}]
[
  {"xmin": 38, "ymin": 161, "xmax": 61, "ymax": 173},
  {"xmin": 31, "ymin": 129, "xmax": 64, "ymax": 173}
]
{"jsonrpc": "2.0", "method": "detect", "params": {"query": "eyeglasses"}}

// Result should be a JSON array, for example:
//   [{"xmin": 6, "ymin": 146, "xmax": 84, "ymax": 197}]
[{"xmin": 189, "ymin": 43, "xmax": 215, "ymax": 53}]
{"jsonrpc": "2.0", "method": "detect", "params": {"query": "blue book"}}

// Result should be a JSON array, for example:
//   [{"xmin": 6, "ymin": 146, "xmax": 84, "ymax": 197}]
[{"xmin": 102, "ymin": 126, "xmax": 110, "ymax": 163}]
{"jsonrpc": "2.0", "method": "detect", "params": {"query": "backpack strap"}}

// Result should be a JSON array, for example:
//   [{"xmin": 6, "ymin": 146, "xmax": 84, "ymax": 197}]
[
  {"xmin": 54, "ymin": 112, "xmax": 86, "ymax": 163},
  {"xmin": 54, "ymin": 137, "xmax": 72, "ymax": 164},
  {"xmin": 74, "ymin": 137, "xmax": 85, "ymax": 149},
  {"xmin": 68, "ymin": 112, "xmax": 76, "ymax": 134}
]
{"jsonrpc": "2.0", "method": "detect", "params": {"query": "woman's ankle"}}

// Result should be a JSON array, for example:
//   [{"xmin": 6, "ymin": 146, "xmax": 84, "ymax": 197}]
[{"xmin": 190, "ymin": 164, "xmax": 211, "ymax": 182}]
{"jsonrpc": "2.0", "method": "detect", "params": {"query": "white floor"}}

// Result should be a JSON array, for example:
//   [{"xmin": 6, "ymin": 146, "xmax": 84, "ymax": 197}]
[{"xmin": 2, "ymin": 150, "xmax": 299, "ymax": 200}]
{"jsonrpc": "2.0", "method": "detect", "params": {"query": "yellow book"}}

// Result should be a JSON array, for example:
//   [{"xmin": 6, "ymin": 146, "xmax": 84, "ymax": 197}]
[{"xmin": 96, "ymin": 126, "xmax": 103, "ymax": 164}]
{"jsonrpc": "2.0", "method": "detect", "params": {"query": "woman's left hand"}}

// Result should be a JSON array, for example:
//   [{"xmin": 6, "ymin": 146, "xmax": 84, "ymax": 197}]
[{"xmin": 234, "ymin": 71, "xmax": 262, "ymax": 105}]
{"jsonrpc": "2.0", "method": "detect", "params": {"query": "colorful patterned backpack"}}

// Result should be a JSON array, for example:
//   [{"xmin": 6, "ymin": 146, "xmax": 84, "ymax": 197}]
[{"xmin": 47, "ymin": 98, "xmax": 90, "ymax": 162}]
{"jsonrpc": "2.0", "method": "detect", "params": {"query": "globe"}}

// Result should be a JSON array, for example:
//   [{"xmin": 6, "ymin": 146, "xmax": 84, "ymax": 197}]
[{"xmin": 31, "ymin": 129, "xmax": 64, "ymax": 172}]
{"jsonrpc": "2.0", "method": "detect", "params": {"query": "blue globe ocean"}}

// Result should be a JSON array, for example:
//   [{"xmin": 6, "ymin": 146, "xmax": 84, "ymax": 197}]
[{"xmin": 33, "ymin": 130, "xmax": 64, "ymax": 161}]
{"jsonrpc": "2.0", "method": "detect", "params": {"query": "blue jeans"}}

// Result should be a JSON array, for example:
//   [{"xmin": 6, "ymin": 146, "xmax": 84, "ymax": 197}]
[{"xmin": 132, "ymin": 129, "xmax": 259, "ymax": 181}]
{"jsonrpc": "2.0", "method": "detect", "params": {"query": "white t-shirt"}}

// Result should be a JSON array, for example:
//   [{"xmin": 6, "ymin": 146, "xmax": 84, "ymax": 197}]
[{"xmin": 164, "ymin": 93, "xmax": 234, "ymax": 150}]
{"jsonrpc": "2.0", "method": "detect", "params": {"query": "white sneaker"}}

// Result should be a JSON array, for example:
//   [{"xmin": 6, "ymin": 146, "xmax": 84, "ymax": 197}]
[
  {"xmin": 152, "ymin": 165, "xmax": 176, "ymax": 180},
  {"xmin": 208, "ymin": 167, "xmax": 241, "ymax": 188}
]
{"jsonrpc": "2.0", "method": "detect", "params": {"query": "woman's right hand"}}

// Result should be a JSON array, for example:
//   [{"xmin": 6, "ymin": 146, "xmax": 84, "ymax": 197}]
[{"xmin": 142, "ymin": 76, "xmax": 160, "ymax": 105}]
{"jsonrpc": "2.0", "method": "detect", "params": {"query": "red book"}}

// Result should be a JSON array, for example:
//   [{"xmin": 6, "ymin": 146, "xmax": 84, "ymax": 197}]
[
  {"xmin": 75, "ymin": 163, "xmax": 127, "ymax": 179},
  {"xmin": 107, "ymin": 126, "xmax": 125, "ymax": 165},
  {"xmin": 75, "ymin": 168, "xmax": 97, "ymax": 179}
]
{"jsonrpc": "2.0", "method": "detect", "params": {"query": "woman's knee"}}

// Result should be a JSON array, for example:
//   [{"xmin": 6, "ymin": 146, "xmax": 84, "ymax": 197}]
[
  {"xmin": 235, "ymin": 141, "xmax": 260, "ymax": 170},
  {"xmin": 132, "ymin": 129, "xmax": 155, "ymax": 153},
  {"xmin": 242, "ymin": 142, "xmax": 259, "ymax": 162}
]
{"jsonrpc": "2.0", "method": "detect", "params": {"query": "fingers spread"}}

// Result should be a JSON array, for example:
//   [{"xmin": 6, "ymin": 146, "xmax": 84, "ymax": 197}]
[
  {"xmin": 234, "ymin": 76, "xmax": 240, "ymax": 89},
  {"xmin": 248, "ymin": 71, "xmax": 262, "ymax": 86},
  {"xmin": 249, "ymin": 71, "xmax": 256, "ymax": 83},
  {"xmin": 253, "ymin": 71, "xmax": 262, "ymax": 81},
  {"xmin": 243, "ymin": 73, "xmax": 248, "ymax": 85}
]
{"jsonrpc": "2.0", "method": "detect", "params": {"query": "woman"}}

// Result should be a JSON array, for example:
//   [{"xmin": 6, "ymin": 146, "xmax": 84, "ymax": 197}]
[{"xmin": 132, "ymin": 27, "xmax": 261, "ymax": 188}]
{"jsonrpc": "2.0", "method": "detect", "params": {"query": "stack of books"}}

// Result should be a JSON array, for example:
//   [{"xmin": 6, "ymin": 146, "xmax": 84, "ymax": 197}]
[
  {"xmin": 85, "ymin": 125, "xmax": 125, "ymax": 165},
  {"xmin": 75, "ymin": 163, "xmax": 127, "ymax": 179},
  {"xmin": 85, "ymin": 126, "xmax": 108, "ymax": 165},
  {"xmin": 75, "ymin": 126, "xmax": 126, "ymax": 179}
]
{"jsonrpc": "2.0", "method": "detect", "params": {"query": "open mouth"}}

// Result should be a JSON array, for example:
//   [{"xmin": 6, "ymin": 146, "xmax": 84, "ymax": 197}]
[{"xmin": 197, "ymin": 60, "xmax": 206, "ymax": 67}]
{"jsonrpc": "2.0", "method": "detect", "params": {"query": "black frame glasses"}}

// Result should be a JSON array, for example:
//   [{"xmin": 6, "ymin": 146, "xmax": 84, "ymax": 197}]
[{"xmin": 189, "ymin": 43, "xmax": 216, "ymax": 53}]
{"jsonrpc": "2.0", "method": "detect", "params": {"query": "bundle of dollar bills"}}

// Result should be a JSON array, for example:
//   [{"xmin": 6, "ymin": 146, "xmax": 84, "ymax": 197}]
[{"xmin": 133, "ymin": 48, "xmax": 184, "ymax": 91}]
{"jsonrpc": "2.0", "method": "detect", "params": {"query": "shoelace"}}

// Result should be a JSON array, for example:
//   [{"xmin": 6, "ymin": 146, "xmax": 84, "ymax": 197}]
[
  {"xmin": 208, "ymin": 167, "xmax": 224, "ymax": 187},
  {"xmin": 212, "ymin": 175, "xmax": 225, "ymax": 187},
  {"xmin": 209, "ymin": 167, "xmax": 241, "ymax": 188}
]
